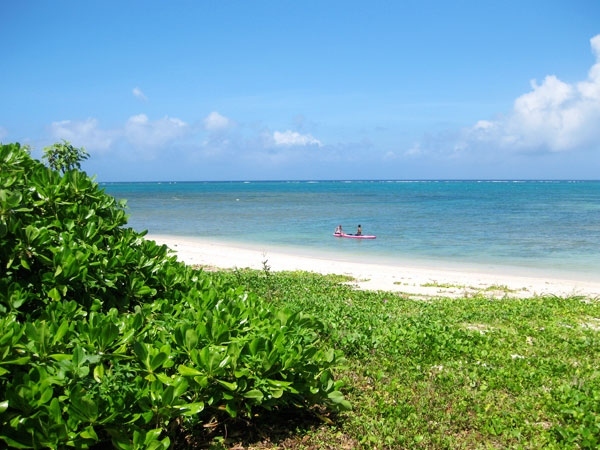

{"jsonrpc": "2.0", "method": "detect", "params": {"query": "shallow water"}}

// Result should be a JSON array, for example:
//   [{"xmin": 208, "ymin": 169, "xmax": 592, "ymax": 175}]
[{"xmin": 103, "ymin": 180, "xmax": 600, "ymax": 279}]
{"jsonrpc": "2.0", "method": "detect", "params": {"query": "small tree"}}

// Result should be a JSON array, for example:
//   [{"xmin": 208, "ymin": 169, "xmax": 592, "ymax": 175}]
[{"xmin": 43, "ymin": 139, "xmax": 89, "ymax": 173}]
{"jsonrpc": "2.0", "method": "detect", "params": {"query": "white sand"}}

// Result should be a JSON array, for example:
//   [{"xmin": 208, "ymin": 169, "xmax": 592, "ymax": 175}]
[{"xmin": 149, "ymin": 234, "xmax": 600, "ymax": 300}]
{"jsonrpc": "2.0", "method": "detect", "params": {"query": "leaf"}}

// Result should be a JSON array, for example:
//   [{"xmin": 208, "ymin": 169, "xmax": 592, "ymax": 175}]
[
  {"xmin": 133, "ymin": 341, "xmax": 148, "ymax": 363},
  {"xmin": 216, "ymin": 379, "xmax": 238, "ymax": 391},
  {"xmin": 69, "ymin": 391, "xmax": 98, "ymax": 423},
  {"xmin": 185, "ymin": 328, "xmax": 198, "ymax": 350},
  {"xmin": 52, "ymin": 320, "xmax": 69, "ymax": 345},
  {"xmin": 0, "ymin": 400, "xmax": 8, "ymax": 413},
  {"xmin": 178, "ymin": 364, "xmax": 203, "ymax": 377},
  {"xmin": 144, "ymin": 429, "xmax": 164, "ymax": 446},
  {"xmin": 218, "ymin": 354, "xmax": 231, "ymax": 369},
  {"xmin": 39, "ymin": 386, "xmax": 54, "ymax": 405},
  {"xmin": 150, "ymin": 352, "xmax": 169, "ymax": 371},
  {"xmin": 243, "ymin": 389, "xmax": 264, "ymax": 401},
  {"xmin": 225, "ymin": 401, "xmax": 238, "ymax": 418},
  {"xmin": 1, "ymin": 356, "xmax": 30, "ymax": 365},
  {"xmin": 48, "ymin": 397, "xmax": 62, "ymax": 424},
  {"xmin": 93, "ymin": 364, "xmax": 104, "ymax": 382},
  {"xmin": 80, "ymin": 425, "xmax": 98, "ymax": 440},
  {"xmin": 180, "ymin": 401, "xmax": 205, "ymax": 416},
  {"xmin": 156, "ymin": 373, "xmax": 174, "ymax": 385},
  {"xmin": 327, "ymin": 391, "xmax": 352, "ymax": 410},
  {"xmin": 48, "ymin": 287, "xmax": 61, "ymax": 301}
]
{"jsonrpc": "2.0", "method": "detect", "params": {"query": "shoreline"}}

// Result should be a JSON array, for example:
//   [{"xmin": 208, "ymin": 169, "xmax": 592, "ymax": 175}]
[{"xmin": 149, "ymin": 234, "xmax": 600, "ymax": 300}]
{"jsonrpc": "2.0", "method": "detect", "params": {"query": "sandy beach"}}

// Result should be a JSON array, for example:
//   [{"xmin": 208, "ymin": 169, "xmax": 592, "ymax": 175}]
[{"xmin": 149, "ymin": 234, "xmax": 600, "ymax": 300}]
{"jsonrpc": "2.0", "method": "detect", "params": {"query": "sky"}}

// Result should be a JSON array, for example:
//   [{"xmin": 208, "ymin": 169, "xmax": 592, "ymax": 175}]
[{"xmin": 2, "ymin": 1, "xmax": 600, "ymax": 181}]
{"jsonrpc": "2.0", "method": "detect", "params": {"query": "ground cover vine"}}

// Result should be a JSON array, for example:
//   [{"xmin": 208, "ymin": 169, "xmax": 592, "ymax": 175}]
[{"xmin": 219, "ymin": 269, "xmax": 600, "ymax": 448}]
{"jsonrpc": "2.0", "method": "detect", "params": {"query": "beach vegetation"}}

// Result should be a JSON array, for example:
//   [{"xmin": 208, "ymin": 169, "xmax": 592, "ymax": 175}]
[
  {"xmin": 0, "ymin": 142, "xmax": 348, "ymax": 449},
  {"xmin": 3, "ymin": 141, "xmax": 599, "ymax": 448},
  {"xmin": 42, "ymin": 139, "xmax": 90, "ymax": 174},
  {"xmin": 214, "ymin": 268, "xmax": 600, "ymax": 449}
]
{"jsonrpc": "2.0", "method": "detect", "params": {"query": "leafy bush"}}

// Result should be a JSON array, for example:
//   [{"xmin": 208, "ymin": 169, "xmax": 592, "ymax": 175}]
[
  {"xmin": 42, "ymin": 139, "xmax": 89, "ymax": 173},
  {"xmin": 0, "ymin": 142, "xmax": 348, "ymax": 449}
]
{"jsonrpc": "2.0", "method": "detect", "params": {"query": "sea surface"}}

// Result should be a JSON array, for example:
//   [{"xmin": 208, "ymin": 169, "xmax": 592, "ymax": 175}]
[{"xmin": 103, "ymin": 180, "xmax": 600, "ymax": 280}]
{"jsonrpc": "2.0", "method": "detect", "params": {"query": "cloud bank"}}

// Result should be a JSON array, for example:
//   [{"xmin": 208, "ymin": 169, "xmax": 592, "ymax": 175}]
[
  {"xmin": 458, "ymin": 34, "xmax": 600, "ymax": 155},
  {"xmin": 49, "ymin": 114, "xmax": 190, "ymax": 155},
  {"xmin": 44, "ymin": 35, "xmax": 600, "ymax": 177},
  {"xmin": 48, "ymin": 110, "xmax": 324, "ymax": 164}
]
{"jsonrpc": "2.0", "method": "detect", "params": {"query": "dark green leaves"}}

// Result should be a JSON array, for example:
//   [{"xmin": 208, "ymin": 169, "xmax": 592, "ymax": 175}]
[
  {"xmin": 0, "ymin": 142, "xmax": 348, "ymax": 448},
  {"xmin": 42, "ymin": 139, "xmax": 89, "ymax": 174}
]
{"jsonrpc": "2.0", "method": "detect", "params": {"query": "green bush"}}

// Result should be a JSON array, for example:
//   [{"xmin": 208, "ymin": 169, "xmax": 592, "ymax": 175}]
[{"xmin": 0, "ymin": 142, "xmax": 348, "ymax": 449}]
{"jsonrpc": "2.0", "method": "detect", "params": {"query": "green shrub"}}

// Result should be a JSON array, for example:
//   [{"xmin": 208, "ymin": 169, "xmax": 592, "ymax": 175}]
[{"xmin": 0, "ymin": 142, "xmax": 348, "ymax": 449}]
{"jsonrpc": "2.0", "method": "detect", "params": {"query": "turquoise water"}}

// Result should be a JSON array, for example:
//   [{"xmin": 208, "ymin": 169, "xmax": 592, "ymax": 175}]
[{"xmin": 103, "ymin": 180, "xmax": 600, "ymax": 278}]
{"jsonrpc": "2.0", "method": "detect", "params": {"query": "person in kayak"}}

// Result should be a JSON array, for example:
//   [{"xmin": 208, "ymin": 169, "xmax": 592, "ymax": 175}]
[
  {"xmin": 356, "ymin": 224, "xmax": 362, "ymax": 236},
  {"xmin": 334, "ymin": 225, "xmax": 343, "ymax": 235}
]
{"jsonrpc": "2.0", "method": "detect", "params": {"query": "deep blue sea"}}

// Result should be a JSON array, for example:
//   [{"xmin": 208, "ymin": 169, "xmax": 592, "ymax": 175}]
[{"xmin": 103, "ymin": 180, "xmax": 600, "ymax": 280}]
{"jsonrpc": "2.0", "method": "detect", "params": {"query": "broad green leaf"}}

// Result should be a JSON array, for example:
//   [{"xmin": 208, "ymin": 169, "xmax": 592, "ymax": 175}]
[
  {"xmin": 133, "ymin": 341, "xmax": 148, "ymax": 363},
  {"xmin": 216, "ymin": 379, "xmax": 237, "ymax": 391},
  {"xmin": 48, "ymin": 397, "xmax": 62, "ymax": 424},
  {"xmin": 144, "ymin": 428, "xmax": 163, "ymax": 445},
  {"xmin": 1, "ymin": 356, "xmax": 30, "ymax": 365},
  {"xmin": 69, "ymin": 392, "xmax": 98, "ymax": 423},
  {"xmin": 52, "ymin": 320, "xmax": 69, "ymax": 345},
  {"xmin": 39, "ymin": 386, "xmax": 53, "ymax": 405},
  {"xmin": 156, "ymin": 373, "xmax": 174, "ymax": 385},
  {"xmin": 243, "ymin": 389, "xmax": 264, "ymax": 401},
  {"xmin": 178, "ymin": 364, "xmax": 203, "ymax": 376},
  {"xmin": 327, "ymin": 391, "xmax": 352, "ymax": 410},
  {"xmin": 150, "ymin": 352, "xmax": 168, "ymax": 371},
  {"xmin": 225, "ymin": 401, "xmax": 238, "ymax": 418},
  {"xmin": 180, "ymin": 401, "xmax": 205, "ymax": 416},
  {"xmin": 185, "ymin": 328, "xmax": 198, "ymax": 350},
  {"xmin": 93, "ymin": 364, "xmax": 104, "ymax": 382},
  {"xmin": 148, "ymin": 437, "xmax": 170, "ymax": 450},
  {"xmin": 218, "ymin": 354, "xmax": 231, "ymax": 369},
  {"xmin": 48, "ymin": 287, "xmax": 61, "ymax": 301},
  {"xmin": 193, "ymin": 375, "xmax": 209, "ymax": 388},
  {"xmin": 270, "ymin": 389, "xmax": 284, "ymax": 398},
  {"xmin": 80, "ymin": 425, "xmax": 98, "ymax": 440}
]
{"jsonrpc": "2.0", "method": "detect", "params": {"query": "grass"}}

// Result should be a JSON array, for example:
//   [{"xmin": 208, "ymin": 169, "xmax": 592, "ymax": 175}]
[
  {"xmin": 421, "ymin": 281, "xmax": 466, "ymax": 289},
  {"xmin": 195, "ymin": 266, "xmax": 600, "ymax": 449}
]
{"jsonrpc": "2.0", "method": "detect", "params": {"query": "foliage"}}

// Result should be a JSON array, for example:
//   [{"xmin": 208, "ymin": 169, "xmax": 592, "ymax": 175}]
[
  {"xmin": 217, "ymin": 269, "xmax": 600, "ymax": 449},
  {"xmin": 42, "ymin": 139, "xmax": 89, "ymax": 173},
  {"xmin": 0, "ymin": 142, "xmax": 348, "ymax": 449}
]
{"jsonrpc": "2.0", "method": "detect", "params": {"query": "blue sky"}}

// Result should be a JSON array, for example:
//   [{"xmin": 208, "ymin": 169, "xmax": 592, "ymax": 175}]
[{"xmin": 2, "ymin": 1, "xmax": 600, "ymax": 180}]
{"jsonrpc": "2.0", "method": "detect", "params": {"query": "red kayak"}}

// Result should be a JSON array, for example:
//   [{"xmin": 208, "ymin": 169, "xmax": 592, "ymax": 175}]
[{"xmin": 333, "ymin": 232, "xmax": 376, "ymax": 239}]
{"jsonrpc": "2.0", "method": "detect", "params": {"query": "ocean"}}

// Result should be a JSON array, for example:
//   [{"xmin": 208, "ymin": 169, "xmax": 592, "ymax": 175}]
[{"xmin": 103, "ymin": 180, "xmax": 600, "ymax": 281}]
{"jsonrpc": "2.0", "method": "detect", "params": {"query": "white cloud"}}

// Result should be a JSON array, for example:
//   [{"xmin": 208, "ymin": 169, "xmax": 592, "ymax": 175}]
[
  {"xmin": 272, "ymin": 130, "xmax": 322, "ymax": 147},
  {"xmin": 46, "ymin": 111, "xmax": 327, "ymax": 167},
  {"xmin": 124, "ymin": 114, "xmax": 188, "ymax": 148},
  {"xmin": 203, "ymin": 111, "xmax": 231, "ymax": 132},
  {"xmin": 49, "ymin": 118, "xmax": 114, "ymax": 150},
  {"xmin": 458, "ymin": 34, "xmax": 600, "ymax": 154},
  {"xmin": 0, "ymin": 125, "xmax": 7, "ymax": 141},
  {"xmin": 132, "ymin": 87, "xmax": 148, "ymax": 101},
  {"xmin": 48, "ymin": 114, "xmax": 189, "ymax": 155}
]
